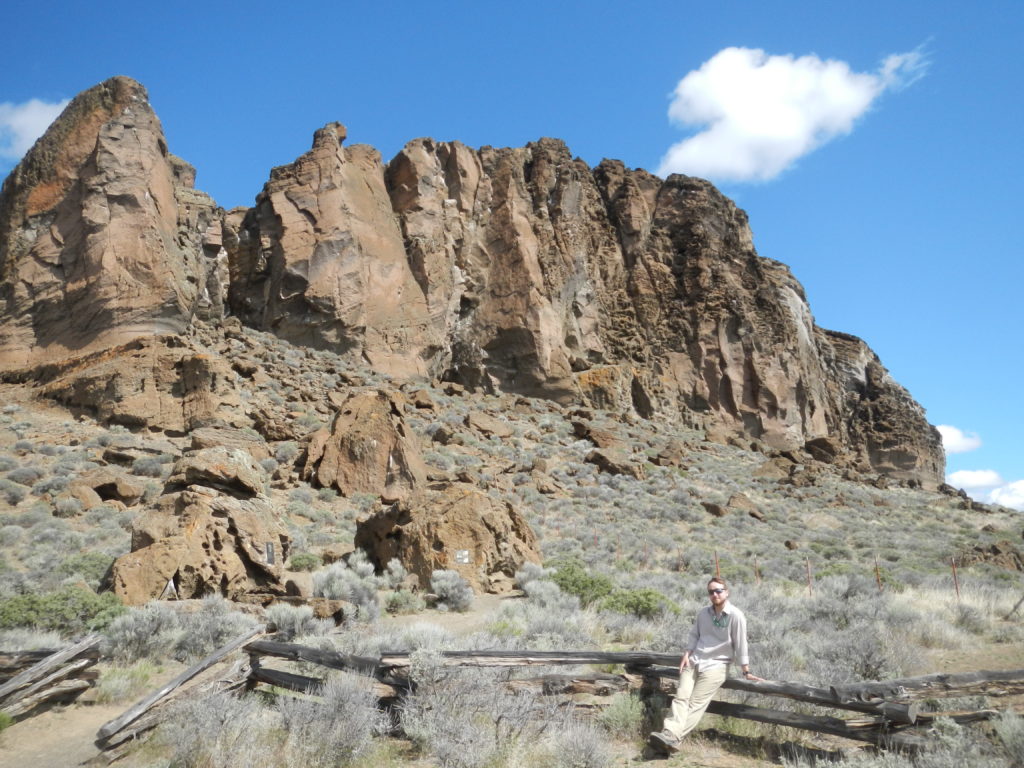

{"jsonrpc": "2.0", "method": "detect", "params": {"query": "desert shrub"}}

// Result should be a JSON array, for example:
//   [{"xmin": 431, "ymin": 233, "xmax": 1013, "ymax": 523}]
[
  {"xmin": 313, "ymin": 553, "xmax": 381, "ymax": 621},
  {"xmin": 514, "ymin": 561, "xmax": 552, "ymax": 590},
  {"xmin": 598, "ymin": 587, "xmax": 677, "ymax": 619},
  {"xmin": 265, "ymin": 603, "xmax": 330, "ymax": 641},
  {"xmin": 275, "ymin": 441, "xmax": 300, "ymax": 463},
  {"xmin": 0, "ymin": 627, "xmax": 64, "ymax": 650},
  {"xmin": 403, "ymin": 651, "xmax": 559, "ymax": 768},
  {"xmin": 103, "ymin": 601, "xmax": 185, "ymax": 662},
  {"xmin": 31, "ymin": 475, "xmax": 68, "ymax": 496},
  {"xmin": 317, "ymin": 486, "xmax": 338, "ymax": 502},
  {"xmin": 156, "ymin": 689, "xmax": 277, "ymax": 768},
  {"xmin": 992, "ymin": 710, "xmax": 1024, "ymax": 765},
  {"xmin": 0, "ymin": 585, "xmax": 125, "ymax": 635},
  {"xmin": 542, "ymin": 718, "xmax": 613, "ymax": 768},
  {"xmin": 276, "ymin": 673, "xmax": 384, "ymax": 766},
  {"xmin": 0, "ymin": 711, "xmax": 11, "ymax": 733},
  {"xmin": 173, "ymin": 596, "xmax": 261, "ymax": 661},
  {"xmin": 259, "ymin": 457, "xmax": 279, "ymax": 474},
  {"xmin": 0, "ymin": 479, "xmax": 27, "ymax": 505},
  {"xmin": 597, "ymin": 692, "xmax": 645, "ymax": 739},
  {"xmin": 385, "ymin": 590, "xmax": 426, "ymax": 615},
  {"xmin": 288, "ymin": 552, "xmax": 321, "ymax": 572},
  {"xmin": 53, "ymin": 496, "xmax": 83, "ymax": 518},
  {"xmin": 130, "ymin": 456, "xmax": 166, "ymax": 477},
  {"xmin": 57, "ymin": 551, "xmax": 113, "ymax": 587},
  {"xmin": 383, "ymin": 558, "xmax": 408, "ymax": 589},
  {"xmin": 0, "ymin": 456, "xmax": 16, "ymax": 472},
  {"xmin": 549, "ymin": 558, "xmax": 614, "ymax": 607},
  {"xmin": 430, "ymin": 570, "xmax": 473, "ymax": 612},
  {"xmin": 96, "ymin": 660, "xmax": 159, "ymax": 703}
]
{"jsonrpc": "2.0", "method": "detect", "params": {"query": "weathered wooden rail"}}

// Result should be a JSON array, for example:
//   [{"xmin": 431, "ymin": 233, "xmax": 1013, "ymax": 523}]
[
  {"xmin": 93, "ymin": 634, "xmax": 1024, "ymax": 755},
  {"xmin": 243, "ymin": 643, "xmax": 1024, "ymax": 752},
  {"xmin": 0, "ymin": 635, "xmax": 100, "ymax": 719}
]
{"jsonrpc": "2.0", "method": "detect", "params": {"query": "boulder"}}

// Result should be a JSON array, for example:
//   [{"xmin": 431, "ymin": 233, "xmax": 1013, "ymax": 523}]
[
  {"xmin": 167, "ymin": 447, "xmax": 265, "ymax": 497},
  {"xmin": 354, "ymin": 484, "xmax": 541, "ymax": 593},
  {"xmin": 303, "ymin": 389, "xmax": 426, "ymax": 503},
  {"xmin": 111, "ymin": 487, "xmax": 290, "ymax": 605},
  {"xmin": 189, "ymin": 427, "xmax": 271, "ymax": 462},
  {"xmin": 110, "ymin": 447, "xmax": 289, "ymax": 605},
  {"xmin": 585, "ymin": 448, "xmax": 645, "ymax": 479}
]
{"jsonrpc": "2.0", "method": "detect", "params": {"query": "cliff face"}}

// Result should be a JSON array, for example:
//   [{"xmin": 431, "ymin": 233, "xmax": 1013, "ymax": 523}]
[
  {"xmin": 0, "ymin": 78, "xmax": 944, "ymax": 488},
  {"xmin": 0, "ymin": 77, "xmax": 219, "ymax": 367}
]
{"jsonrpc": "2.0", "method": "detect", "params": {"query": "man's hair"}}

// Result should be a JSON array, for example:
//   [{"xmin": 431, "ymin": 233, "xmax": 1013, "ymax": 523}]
[{"xmin": 707, "ymin": 577, "xmax": 728, "ymax": 589}]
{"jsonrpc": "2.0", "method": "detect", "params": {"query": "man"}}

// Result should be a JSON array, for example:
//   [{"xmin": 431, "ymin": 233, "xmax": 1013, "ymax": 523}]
[{"xmin": 648, "ymin": 577, "xmax": 757, "ymax": 753}]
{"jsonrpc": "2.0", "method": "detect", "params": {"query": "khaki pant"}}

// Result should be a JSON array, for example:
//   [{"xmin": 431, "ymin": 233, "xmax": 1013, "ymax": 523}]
[{"xmin": 662, "ymin": 663, "xmax": 728, "ymax": 740}]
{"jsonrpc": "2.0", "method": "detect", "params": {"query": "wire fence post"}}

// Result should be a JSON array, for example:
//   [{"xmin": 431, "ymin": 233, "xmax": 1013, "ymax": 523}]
[
  {"xmin": 754, "ymin": 556, "xmax": 761, "ymax": 585},
  {"xmin": 714, "ymin": 550, "xmax": 721, "ymax": 579},
  {"xmin": 874, "ymin": 555, "xmax": 884, "ymax": 593},
  {"xmin": 951, "ymin": 557, "xmax": 961, "ymax": 601},
  {"xmin": 805, "ymin": 558, "xmax": 814, "ymax": 598}
]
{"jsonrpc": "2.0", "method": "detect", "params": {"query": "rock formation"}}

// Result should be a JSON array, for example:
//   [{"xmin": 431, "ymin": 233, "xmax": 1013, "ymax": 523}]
[
  {"xmin": 302, "ymin": 388, "xmax": 427, "ymax": 503},
  {"xmin": 110, "ymin": 447, "xmax": 290, "ymax": 605},
  {"xmin": 0, "ymin": 77, "xmax": 944, "ymax": 488},
  {"xmin": 354, "ymin": 484, "xmax": 541, "ymax": 593},
  {"xmin": 0, "ymin": 77, "xmax": 222, "ymax": 369},
  {"xmin": 225, "ymin": 129, "xmax": 943, "ymax": 488}
]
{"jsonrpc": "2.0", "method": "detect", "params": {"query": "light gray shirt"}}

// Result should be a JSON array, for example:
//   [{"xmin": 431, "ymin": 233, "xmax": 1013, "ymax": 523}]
[{"xmin": 686, "ymin": 601, "xmax": 749, "ymax": 668}]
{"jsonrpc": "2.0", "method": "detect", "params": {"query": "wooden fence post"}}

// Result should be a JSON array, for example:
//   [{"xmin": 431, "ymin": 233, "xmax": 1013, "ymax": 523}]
[
  {"xmin": 951, "ymin": 557, "xmax": 961, "ymax": 601},
  {"xmin": 805, "ymin": 558, "xmax": 813, "ymax": 597}
]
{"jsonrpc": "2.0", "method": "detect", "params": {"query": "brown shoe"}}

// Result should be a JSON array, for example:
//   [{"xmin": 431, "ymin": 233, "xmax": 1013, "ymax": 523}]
[{"xmin": 648, "ymin": 730, "xmax": 681, "ymax": 753}]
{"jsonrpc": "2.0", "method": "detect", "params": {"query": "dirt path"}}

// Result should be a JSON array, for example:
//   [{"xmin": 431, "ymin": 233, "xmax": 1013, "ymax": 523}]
[{"xmin": 0, "ymin": 700, "xmax": 123, "ymax": 768}]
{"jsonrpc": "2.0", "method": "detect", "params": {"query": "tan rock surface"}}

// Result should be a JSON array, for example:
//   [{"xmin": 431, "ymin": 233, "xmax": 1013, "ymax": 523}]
[
  {"xmin": 354, "ymin": 484, "xmax": 541, "ymax": 593},
  {"xmin": 111, "ymin": 449, "xmax": 289, "ymax": 605},
  {"xmin": 302, "ymin": 388, "xmax": 426, "ymax": 503},
  {"xmin": 0, "ymin": 77, "xmax": 219, "ymax": 369}
]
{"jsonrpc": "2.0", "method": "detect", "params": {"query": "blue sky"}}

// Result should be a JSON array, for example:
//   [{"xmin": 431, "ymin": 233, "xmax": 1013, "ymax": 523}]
[{"xmin": 2, "ymin": 1, "xmax": 1021, "ymax": 508}]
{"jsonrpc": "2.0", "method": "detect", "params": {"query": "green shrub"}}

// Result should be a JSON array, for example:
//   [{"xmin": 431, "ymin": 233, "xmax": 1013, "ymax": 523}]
[
  {"xmin": 58, "ymin": 552, "xmax": 114, "ymax": 587},
  {"xmin": 0, "ymin": 586, "xmax": 125, "ymax": 635},
  {"xmin": 550, "ymin": 558, "xmax": 614, "ymax": 607},
  {"xmin": 288, "ymin": 553, "xmax": 321, "ymax": 572},
  {"xmin": 385, "ymin": 590, "xmax": 426, "ymax": 615},
  {"xmin": 598, "ymin": 588, "xmax": 677, "ymax": 619}
]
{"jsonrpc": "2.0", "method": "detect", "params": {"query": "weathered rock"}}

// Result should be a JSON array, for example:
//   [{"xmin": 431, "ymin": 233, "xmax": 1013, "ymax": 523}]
[
  {"xmin": 112, "ymin": 486, "xmax": 290, "ymax": 605},
  {"xmin": 220, "ymin": 128, "xmax": 943, "ymax": 487},
  {"xmin": 1, "ymin": 76, "xmax": 945, "ymax": 489},
  {"xmin": 354, "ymin": 484, "xmax": 541, "ymax": 593},
  {"xmin": 465, "ymin": 411, "xmax": 513, "ymax": 439},
  {"xmin": 702, "ymin": 501, "xmax": 729, "ymax": 518},
  {"xmin": 167, "ymin": 447, "xmax": 266, "ymax": 497},
  {"xmin": 0, "ymin": 77, "xmax": 219, "ymax": 370},
  {"xmin": 33, "ymin": 337, "xmax": 246, "ymax": 433},
  {"xmin": 190, "ymin": 426, "xmax": 271, "ymax": 461},
  {"xmin": 585, "ymin": 448, "xmax": 645, "ymax": 479},
  {"xmin": 68, "ymin": 467, "xmax": 146, "ymax": 507},
  {"xmin": 303, "ymin": 388, "xmax": 426, "ymax": 503},
  {"xmin": 958, "ymin": 541, "xmax": 1024, "ymax": 572}
]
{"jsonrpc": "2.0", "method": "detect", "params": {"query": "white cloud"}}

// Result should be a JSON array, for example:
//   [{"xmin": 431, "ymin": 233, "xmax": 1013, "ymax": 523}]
[
  {"xmin": 658, "ymin": 47, "xmax": 927, "ymax": 181},
  {"xmin": 990, "ymin": 480, "xmax": 1024, "ymax": 512},
  {"xmin": 0, "ymin": 98, "xmax": 70, "ymax": 163},
  {"xmin": 936, "ymin": 425, "xmax": 982, "ymax": 454},
  {"xmin": 947, "ymin": 469, "xmax": 1003, "ymax": 490}
]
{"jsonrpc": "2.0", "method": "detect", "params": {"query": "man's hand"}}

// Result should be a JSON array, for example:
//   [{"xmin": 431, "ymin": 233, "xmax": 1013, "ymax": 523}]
[{"xmin": 679, "ymin": 652, "xmax": 691, "ymax": 672}]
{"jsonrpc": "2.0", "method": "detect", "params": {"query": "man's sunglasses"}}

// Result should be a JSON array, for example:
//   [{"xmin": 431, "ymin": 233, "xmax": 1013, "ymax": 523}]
[{"xmin": 708, "ymin": 588, "xmax": 727, "ymax": 595}]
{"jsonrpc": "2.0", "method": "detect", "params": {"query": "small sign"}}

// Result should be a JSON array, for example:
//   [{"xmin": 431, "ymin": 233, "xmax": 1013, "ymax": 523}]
[
  {"xmin": 265, "ymin": 542, "xmax": 275, "ymax": 565},
  {"xmin": 454, "ymin": 549, "xmax": 471, "ymax": 564}
]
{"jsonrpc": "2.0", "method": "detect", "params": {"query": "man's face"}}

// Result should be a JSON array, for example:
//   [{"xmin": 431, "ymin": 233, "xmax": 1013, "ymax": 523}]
[{"xmin": 708, "ymin": 581, "xmax": 728, "ymax": 607}]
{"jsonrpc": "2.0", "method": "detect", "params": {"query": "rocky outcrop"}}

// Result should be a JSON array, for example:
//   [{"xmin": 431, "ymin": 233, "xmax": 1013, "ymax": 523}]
[
  {"xmin": 0, "ymin": 77, "xmax": 944, "ymax": 488},
  {"xmin": 354, "ymin": 484, "xmax": 541, "ymax": 593},
  {"xmin": 110, "ymin": 448, "xmax": 290, "ymax": 605},
  {"xmin": 0, "ymin": 76, "xmax": 221, "ymax": 370},
  {"xmin": 302, "ymin": 388, "xmax": 426, "ymax": 503},
  {"xmin": 225, "ymin": 129, "xmax": 943, "ymax": 487}
]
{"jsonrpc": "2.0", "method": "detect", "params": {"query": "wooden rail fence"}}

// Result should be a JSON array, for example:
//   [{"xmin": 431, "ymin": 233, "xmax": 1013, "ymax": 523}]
[
  {"xmin": 88, "ymin": 634, "xmax": 1024, "ymax": 755},
  {"xmin": 0, "ymin": 635, "xmax": 100, "ymax": 719}
]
